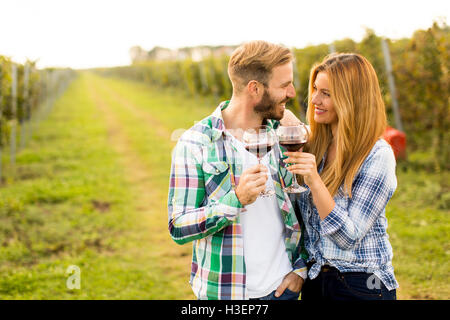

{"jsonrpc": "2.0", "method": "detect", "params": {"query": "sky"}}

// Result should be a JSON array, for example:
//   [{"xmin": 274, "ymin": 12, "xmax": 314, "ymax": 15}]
[{"xmin": 1, "ymin": 0, "xmax": 448, "ymax": 69}]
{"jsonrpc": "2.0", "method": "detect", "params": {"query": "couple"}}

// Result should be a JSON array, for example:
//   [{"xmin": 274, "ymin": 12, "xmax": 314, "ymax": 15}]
[{"xmin": 167, "ymin": 41, "xmax": 398, "ymax": 300}]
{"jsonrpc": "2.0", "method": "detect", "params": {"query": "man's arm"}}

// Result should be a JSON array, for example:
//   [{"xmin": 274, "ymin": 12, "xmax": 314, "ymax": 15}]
[
  {"xmin": 168, "ymin": 140, "xmax": 242, "ymax": 245},
  {"xmin": 167, "ymin": 139, "xmax": 267, "ymax": 245}
]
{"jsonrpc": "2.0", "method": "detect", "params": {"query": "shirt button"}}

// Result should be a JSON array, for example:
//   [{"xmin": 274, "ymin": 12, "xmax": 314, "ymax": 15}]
[{"xmin": 216, "ymin": 169, "xmax": 220, "ymax": 173}]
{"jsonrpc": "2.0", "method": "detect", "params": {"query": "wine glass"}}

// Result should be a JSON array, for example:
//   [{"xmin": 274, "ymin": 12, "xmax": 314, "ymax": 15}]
[
  {"xmin": 242, "ymin": 125, "xmax": 276, "ymax": 197},
  {"xmin": 276, "ymin": 124, "xmax": 309, "ymax": 193}
]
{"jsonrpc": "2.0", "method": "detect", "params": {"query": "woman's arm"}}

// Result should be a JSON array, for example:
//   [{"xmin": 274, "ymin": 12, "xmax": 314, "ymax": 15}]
[
  {"xmin": 284, "ymin": 144, "xmax": 397, "ymax": 250},
  {"xmin": 319, "ymin": 146, "xmax": 397, "ymax": 249}
]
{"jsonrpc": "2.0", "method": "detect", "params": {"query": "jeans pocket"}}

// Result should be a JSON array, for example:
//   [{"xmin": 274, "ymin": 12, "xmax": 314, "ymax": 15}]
[
  {"xmin": 338, "ymin": 273, "xmax": 383, "ymax": 299},
  {"xmin": 278, "ymin": 288, "xmax": 300, "ymax": 300}
]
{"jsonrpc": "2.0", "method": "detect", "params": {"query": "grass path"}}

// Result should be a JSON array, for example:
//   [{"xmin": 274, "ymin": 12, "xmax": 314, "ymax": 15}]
[
  {"xmin": 0, "ymin": 72, "xmax": 212, "ymax": 299},
  {"xmin": 1, "ymin": 72, "xmax": 448, "ymax": 299},
  {"xmin": 85, "ymin": 73, "xmax": 197, "ymax": 298}
]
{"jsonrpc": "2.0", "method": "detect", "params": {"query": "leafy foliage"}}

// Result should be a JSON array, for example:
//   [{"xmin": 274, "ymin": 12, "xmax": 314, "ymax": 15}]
[
  {"xmin": 95, "ymin": 22, "xmax": 449, "ymax": 171},
  {"xmin": 0, "ymin": 57, "xmax": 75, "ymax": 150}
]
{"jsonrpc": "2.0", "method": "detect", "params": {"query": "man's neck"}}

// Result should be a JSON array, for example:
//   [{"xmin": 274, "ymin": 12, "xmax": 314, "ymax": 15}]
[{"xmin": 222, "ymin": 96, "xmax": 264, "ymax": 132}]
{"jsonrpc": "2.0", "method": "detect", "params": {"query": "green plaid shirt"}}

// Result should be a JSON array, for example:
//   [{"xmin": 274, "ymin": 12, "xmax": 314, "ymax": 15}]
[{"xmin": 168, "ymin": 101, "xmax": 307, "ymax": 300}]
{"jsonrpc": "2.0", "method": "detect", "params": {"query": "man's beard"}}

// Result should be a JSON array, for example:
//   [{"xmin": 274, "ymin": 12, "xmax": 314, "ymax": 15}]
[{"xmin": 254, "ymin": 89, "xmax": 289, "ymax": 121}]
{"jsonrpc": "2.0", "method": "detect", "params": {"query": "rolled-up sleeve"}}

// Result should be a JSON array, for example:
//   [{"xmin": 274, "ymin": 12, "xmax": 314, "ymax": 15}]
[
  {"xmin": 320, "ymin": 145, "xmax": 397, "ymax": 250},
  {"xmin": 292, "ymin": 257, "xmax": 308, "ymax": 280},
  {"xmin": 168, "ymin": 139, "xmax": 243, "ymax": 245}
]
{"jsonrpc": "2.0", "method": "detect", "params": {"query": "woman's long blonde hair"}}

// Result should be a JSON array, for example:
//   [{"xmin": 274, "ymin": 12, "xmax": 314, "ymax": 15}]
[{"xmin": 305, "ymin": 53, "xmax": 387, "ymax": 197}]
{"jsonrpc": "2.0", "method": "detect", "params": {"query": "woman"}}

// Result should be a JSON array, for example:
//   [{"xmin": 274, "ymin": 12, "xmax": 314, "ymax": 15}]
[{"xmin": 284, "ymin": 53, "xmax": 398, "ymax": 300}]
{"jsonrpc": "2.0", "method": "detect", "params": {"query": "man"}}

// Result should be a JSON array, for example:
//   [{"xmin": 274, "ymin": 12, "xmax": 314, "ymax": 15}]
[{"xmin": 168, "ymin": 41, "xmax": 306, "ymax": 300}]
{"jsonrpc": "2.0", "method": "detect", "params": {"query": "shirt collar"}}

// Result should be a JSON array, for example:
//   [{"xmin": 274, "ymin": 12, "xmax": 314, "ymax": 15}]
[{"xmin": 210, "ymin": 100, "xmax": 230, "ymax": 142}]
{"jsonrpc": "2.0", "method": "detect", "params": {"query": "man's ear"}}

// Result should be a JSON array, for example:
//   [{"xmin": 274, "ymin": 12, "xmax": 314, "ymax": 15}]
[{"xmin": 247, "ymin": 80, "xmax": 262, "ymax": 98}]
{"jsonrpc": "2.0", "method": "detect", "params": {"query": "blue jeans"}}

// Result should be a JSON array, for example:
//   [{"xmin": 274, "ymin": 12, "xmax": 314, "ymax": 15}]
[
  {"xmin": 301, "ymin": 267, "xmax": 397, "ymax": 300},
  {"xmin": 250, "ymin": 288, "xmax": 300, "ymax": 300}
]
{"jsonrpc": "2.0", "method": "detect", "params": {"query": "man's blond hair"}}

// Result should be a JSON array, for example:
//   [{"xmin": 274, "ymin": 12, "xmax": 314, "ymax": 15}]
[{"xmin": 228, "ymin": 41, "xmax": 293, "ymax": 93}]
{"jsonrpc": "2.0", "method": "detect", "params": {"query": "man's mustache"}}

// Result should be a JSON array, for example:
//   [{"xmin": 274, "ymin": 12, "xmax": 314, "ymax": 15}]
[{"xmin": 281, "ymin": 97, "xmax": 290, "ymax": 104}]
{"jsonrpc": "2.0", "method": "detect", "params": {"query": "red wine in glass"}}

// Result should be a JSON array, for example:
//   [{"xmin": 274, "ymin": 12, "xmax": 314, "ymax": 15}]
[
  {"xmin": 242, "ymin": 125, "xmax": 276, "ymax": 197},
  {"xmin": 245, "ymin": 143, "xmax": 274, "ymax": 159},
  {"xmin": 279, "ymin": 140, "xmax": 307, "ymax": 152},
  {"xmin": 276, "ymin": 124, "xmax": 310, "ymax": 193}
]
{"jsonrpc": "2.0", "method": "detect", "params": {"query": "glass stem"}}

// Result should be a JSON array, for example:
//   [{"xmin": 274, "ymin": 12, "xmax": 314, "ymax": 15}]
[{"xmin": 292, "ymin": 172, "xmax": 300, "ymax": 188}]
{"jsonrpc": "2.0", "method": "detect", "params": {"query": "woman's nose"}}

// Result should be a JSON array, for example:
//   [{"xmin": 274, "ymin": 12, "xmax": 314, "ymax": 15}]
[{"xmin": 311, "ymin": 92, "xmax": 320, "ymax": 105}]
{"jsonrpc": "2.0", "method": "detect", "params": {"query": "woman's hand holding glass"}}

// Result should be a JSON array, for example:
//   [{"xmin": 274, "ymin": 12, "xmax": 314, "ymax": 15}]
[
  {"xmin": 277, "ymin": 124, "xmax": 309, "ymax": 193},
  {"xmin": 283, "ymin": 151, "xmax": 321, "ymax": 190}
]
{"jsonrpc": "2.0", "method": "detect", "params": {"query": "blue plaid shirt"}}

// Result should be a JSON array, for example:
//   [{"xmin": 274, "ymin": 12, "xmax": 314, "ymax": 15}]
[{"xmin": 296, "ymin": 139, "xmax": 399, "ymax": 291}]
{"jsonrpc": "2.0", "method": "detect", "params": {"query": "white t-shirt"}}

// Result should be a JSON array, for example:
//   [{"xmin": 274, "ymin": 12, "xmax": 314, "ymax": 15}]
[{"xmin": 225, "ymin": 131, "xmax": 293, "ymax": 298}]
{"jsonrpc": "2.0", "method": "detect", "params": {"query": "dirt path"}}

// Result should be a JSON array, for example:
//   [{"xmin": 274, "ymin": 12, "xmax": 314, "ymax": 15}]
[{"xmin": 93, "ymin": 79, "xmax": 173, "ymax": 139}]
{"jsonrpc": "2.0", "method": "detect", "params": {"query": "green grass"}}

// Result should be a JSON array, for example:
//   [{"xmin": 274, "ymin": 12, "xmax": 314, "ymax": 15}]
[
  {"xmin": 0, "ymin": 73, "xmax": 201, "ymax": 299},
  {"xmin": 386, "ymin": 164, "xmax": 449, "ymax": 299},
  {"xmin": 0, "ymin": 72, "xmax": 448, "ymax": 299},
  {"xmin": 1, "ymin": 76, "xmax": 136, "ymax": 298}
]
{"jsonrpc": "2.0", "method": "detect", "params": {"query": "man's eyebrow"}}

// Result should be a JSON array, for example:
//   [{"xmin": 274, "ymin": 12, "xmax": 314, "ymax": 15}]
[{"xmin": 281, "ymin": 80, "xmax": 293, "ymax": 86}]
